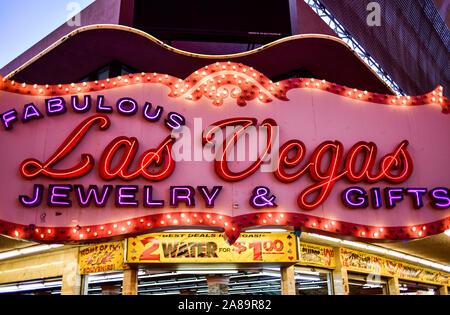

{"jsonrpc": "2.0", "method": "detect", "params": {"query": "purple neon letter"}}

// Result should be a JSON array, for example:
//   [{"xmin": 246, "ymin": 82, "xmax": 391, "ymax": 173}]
[
  {"xmin": 342, "ymin": 187, "xmax": 368, "ymax": 208},
  {"xmin": 75, "ymin": 185, "xmax": 111, "ymax": 207},
  {"xmin": 429, "ymin": 187, "xmax": 450, "ymax": 209},
  {"xmin": 384, "ymin": 188, "xmax": 404, "ymax": 208},
  {"xmin": 48, "ymin": 185, "xmax": 72, "ymax": 207},
  {"xmin": 143, "ymin": 186, "xmax": 164, "ymax": 207},
  {"xmin": 19, "ymin": 184, "xmax": 43, "ymax": 207},
  {"xmin": 170, "ymin": 186, "xmax": 195, "ymax": 207},
  {"xmin": 197, "ymin": 186, "xmax": 222, "ymax": 207},
  {"xmin": 115, "ymin": 185, "xmax": 138, "ymax": 206},
  {"xmin": 1, "ymin": 109, "xmax": 18, "ymax": 130}
]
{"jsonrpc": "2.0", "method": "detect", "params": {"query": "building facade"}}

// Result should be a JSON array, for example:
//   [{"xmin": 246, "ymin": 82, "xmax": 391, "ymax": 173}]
[{"xmin": 0, "ymin": 0, "xmax": 449, "ymax": 295}]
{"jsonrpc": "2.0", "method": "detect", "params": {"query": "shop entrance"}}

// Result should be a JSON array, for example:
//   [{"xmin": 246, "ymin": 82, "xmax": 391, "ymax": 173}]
[
  {"xmin": 348, "ymin": 273, "xmax": 388, "ymax": 295},
  {"xmin": 83, "ymin": 269, "xmax": 282, "ymax": 295},
  {"xmin": 82, "ymin": 266, "xmax": 333, "ymax": 295},
  {"xmin": 399, "ymin": 280, "xmax": 440, "ymax": 295}
]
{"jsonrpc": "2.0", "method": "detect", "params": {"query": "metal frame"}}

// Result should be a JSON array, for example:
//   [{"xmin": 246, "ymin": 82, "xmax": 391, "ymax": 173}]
[{"xmin": 303, "ymin": 0, "xmax": 406, "ymax": 95}]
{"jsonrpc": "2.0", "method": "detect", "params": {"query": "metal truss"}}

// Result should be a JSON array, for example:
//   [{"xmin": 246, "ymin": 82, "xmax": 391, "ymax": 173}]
[{"xmin": 304, "ymin": 0, "xmax": 406, "ymax": 95}]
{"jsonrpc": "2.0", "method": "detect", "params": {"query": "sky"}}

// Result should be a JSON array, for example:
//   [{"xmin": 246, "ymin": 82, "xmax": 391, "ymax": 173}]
[{"xmin": 0, "ymin": 0, "xmax": 95, "ymax": 69}]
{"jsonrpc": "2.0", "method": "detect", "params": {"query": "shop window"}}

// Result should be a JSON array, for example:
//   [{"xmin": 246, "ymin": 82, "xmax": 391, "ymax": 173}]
[
  {"xmin": 348, "ymin": 273, "xmax": 388, "ymax": 295},
  {"xmin": 270, "ymin": 67, "xmax": 317, "ymax": 82},
  {"xmin": 399, "ymin": 281, "xmax": 439, "ymax": 295},
  {"xmin": 295, "ymin": 267, "xmax": 332, "ymax": 295},
  {"xmin": 76, "ymin": 62, "xmax": 140, "ymax": 83},
  {"xmin": 133, "ymin": 0, "xmax": 292, "ymax": 44},
  {"xmin": 83, "ymin": 269, "xmax": 285, "ymax": 295},
  {"xmin": 137, "ymin": 269, "xmax": 282, "ymax": 295},
  {"xmin": 0, "ymin": 277, "xmax": 62, "ymax": 295},
  {"xmin": 83, "ymin": 271, "xmax": 124, "ymax": 295}
]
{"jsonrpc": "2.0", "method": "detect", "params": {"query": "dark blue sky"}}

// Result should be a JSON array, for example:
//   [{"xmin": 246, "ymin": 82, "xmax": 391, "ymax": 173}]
[{"xmin": 0, "ymin": 0, "xmax": 94, "ymax": 68}]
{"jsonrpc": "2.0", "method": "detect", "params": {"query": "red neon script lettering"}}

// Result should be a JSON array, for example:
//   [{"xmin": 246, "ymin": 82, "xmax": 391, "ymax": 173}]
[
  {"xmin": 99, "ymin": 135, "xmax": 175, "ymax": 181},
  {"xmin": 20, "ymin": 114, "xmax": 110, "ymax": 179},
  {"xmin": 203, "ymin": 117, "xmax": 277, "ymax": 181},
  {"xmin": 20, "ymin": 114, "xmax": 176, "ymax": 181}
]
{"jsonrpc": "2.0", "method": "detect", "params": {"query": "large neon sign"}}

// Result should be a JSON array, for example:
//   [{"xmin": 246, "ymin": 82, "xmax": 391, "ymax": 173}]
[{"xmin": 0, "ymin": 62, "xmax": 448, "ymax": 244}]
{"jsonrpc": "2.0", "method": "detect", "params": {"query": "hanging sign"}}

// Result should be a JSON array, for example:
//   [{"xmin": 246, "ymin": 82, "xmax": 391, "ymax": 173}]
[
  {"xmin": 0, "ymin": 62, "xmax": 449, "ymax": 244},
  {"xmin": 299, "ymin": 243, "xmax": 336, "ymax": 269},
  {"xmin": 340, "ymin": 248, "xmax": 450, "ymax": 286},
  {"xmin": 79, "ymin": 240, "xmax": 129, "ymax": 274},
  {"xmin": 126, "ymin": 232, "xmax": 297, "ymax": 264}
]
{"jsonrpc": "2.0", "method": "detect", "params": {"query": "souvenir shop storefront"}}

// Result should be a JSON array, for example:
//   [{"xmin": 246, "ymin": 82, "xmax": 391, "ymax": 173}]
[{"xmin": 0, "ymin": 32, "xmax": 448, "ymax": 295}]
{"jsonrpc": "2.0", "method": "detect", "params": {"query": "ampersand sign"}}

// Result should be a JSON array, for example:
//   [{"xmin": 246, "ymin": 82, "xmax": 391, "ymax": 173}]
[{"xmin": 250, "ymin": 186, "xmax": 277, "ymax": 208}]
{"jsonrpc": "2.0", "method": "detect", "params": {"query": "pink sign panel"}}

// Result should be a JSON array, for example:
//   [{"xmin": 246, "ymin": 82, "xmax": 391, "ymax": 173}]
[{"xmin": 0, "ymin": 62, "xmax": 448, "ymax": 244}]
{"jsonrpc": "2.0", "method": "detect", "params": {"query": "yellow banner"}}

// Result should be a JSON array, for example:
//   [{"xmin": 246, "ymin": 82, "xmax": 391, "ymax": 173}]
[
  {"xmin": 299, "ymin": 243, "xmax": 336, "ymax": 269},
  {"xmin": 126, "ymin": 232, "xmax": 298, "ymax": 264},
  {"xmin": 340, "ymin": 248, "xmax": 450, "ymax": 286},
  {"xmin": 79, "ymin": 241, "xmax": 129, "ymax": 275}
]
